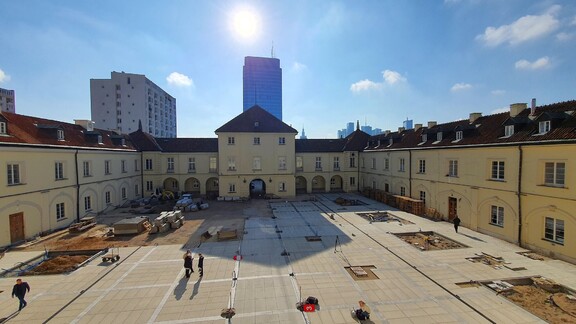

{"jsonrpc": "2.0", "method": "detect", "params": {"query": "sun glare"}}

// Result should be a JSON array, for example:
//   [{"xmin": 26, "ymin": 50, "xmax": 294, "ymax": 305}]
[{"xmin": 232, "ymin": 9, "xmax": 260, "ymax": 40}]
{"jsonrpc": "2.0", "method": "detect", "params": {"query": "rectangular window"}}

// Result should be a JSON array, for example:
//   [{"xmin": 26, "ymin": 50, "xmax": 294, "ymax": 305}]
[
  {"xmin": 545, "ymin": 162, "xmax": 565, "ymax": 187},
  {"xmin": 278, "ymin": 156, "xmax": 287, "ymax": 170},
  {"xmin": 296, "ymin": 156, "xmax": 303, "ymax": 171},
  {"xmin": 145, "ymin": 159, "xmax": 153, "ymax": 170},
  {"xmin": 228, "ymin": 137, "xmax": 235, "ymax": 145},
  {"xmin": 121, "ymin": 187, "xmax": 127, "ymax": 200},
  {"xmin": 105, "ymin": 160, "xmax": 111, "ymax": 175},
  {"xmin": 455, "ymin": 131, "xmax": 463, "ymax": 141},
  {"xmin": 188, "ymin": 157, "xmax": 196, "ymax": 172},
  {"xmin": 421, "ymin": 134, "xmax": 427, "ymax": 143},
  {"xmin": 371, "ymin": 158, "xmax": 376, "ymax": 169},
  {"xmin": 0, "ymin": 121, "xmax": 6, "ymax": 134},
  {"xmin": 315, "ymin": 157, "xmax": 322, "ymax": 170},
  {"xmin": 334, "ymin": 157, "xmax": 340, "ymax": 170},
  {"xmin": 449, "ymin": 160, "xmax": 458, "ymax": 177},
  {"xmin": 350, "ymin": 177, "xmax": 356, "ymax": 186},
  {"xmin": 539, "ymin": 120, "xmax": 551, "ymax": 134},
  {"xmin": 278, "ymin": 137, "xmax": 286, "ymax": 145},
  {"xmin": 384, "ymin": 158, "xmax": 390, "ymax": 170},
  {"xmin": 418, "ymin": 159, "xmax": 426, "ymax": 174},
  {"xmin": 253, "ymin": 157, "xmax": 261, "ymax": 170},
  {"xmin": 349, "ymin": 154, "xmax": 356, "ymax": 168},
  {"xmin": 84, "ymin": 196, "xmax": 92, "ymax": 211},
  {"xmin": 228, "ymin": 157, "xmax": 236, "ymax": 171},
  {"xmin": 57, "ymin": 129, "xmax": 65, "ymax": 141},
  {"xmin": 55, "ymin": 162, "xmax": 64, "ymax": 180},
  {"xmin": 134, "ymin": 159, "xmax": 139, "ymax": 171},
  {"xmin": 83, "ymin": 161, "xmax": 91, "ymax": 177},
  {"xmin": 419, "ymin": 191, "xmax": 426, "ymax": 204},
  {"xmin": 228, "ymin": 184, "xmax": 236, "ymax": 193},
  {"xmin": 56, "ymin": 202, "xmax": 65, "ymax": 220},
  {"xmin": 253, "ymin": 137, "xmax": 260, "ymax": 145},
  {"xmin": 7, "ymin": 163, "xmax": 21, "ymax": 185},
  {"xmin": 279, "ymin": 182, "xmax": 286, "ymax": 192},
  {"xmin": 505, "ymin": 125, "xmax": 514, "ymax": 137},
  {"xmin": 105, "ymin": 191, "xmax": 111, "ymax": 204},
  {"xmin": 544, "ymin": 217, "xmax": 564, "ymax": 244},
  {"xmin": 437, "ymin": 132, "xmax": 443, "ymax": 141},
  {"xmin": 121, "ymin": 160, "xmax": 127, "ymax": 173},
  {"xmin": 400, "ymin": 186, "xmax": 406, "ymax": 196},
  {"xmin": 491, "ymin": 161, "xmax": 505, "ymax": 180},
  {"xmin": 399, "ymin": 158, "xmax": 405, "ymax": 172},
  {"xmin": 146, "ymin": 181, "xmax": 153, "ymax": 191},
  {"xmin": 209, "ymin": 157, "xmax": 217, "ymax": 172},
  {"xmin": 167, "ymin": 157, "xmax": 174, "ymax": 172},
  {"xmin": 490, "ymin": 206, "xmax": 504, "ymax": 226},
  {"xmin": 384, "ymin": 183, "xmax": 389, "ymax": 192},
  {"xmin": 135, "ymin": 184, "xmax": 139, "ymax": 196}
]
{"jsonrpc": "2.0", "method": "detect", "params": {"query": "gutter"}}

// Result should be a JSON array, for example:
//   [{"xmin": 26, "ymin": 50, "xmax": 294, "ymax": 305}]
[
  {"xmin": 517, "ymin": 145, "xmax": 523, "ymax": 245},
  {"xmin": 75, "ymin": 149, "xmax": 80, "ymax": 223}
]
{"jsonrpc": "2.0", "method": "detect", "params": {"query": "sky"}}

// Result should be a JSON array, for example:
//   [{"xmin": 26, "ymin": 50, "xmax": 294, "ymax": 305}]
[{"xmin": 1, "ymin": 0, "xmax": 575, "ymax": 138}]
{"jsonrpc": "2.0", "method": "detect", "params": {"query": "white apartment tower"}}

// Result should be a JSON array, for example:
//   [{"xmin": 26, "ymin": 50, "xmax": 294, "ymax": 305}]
[
  {"xmin": 0, "ymin": 88, "xmax": 15, "ymax": 113},
  {"xmin": 90, "ymin": 71, "xmax": 177, "ymax": 137}
]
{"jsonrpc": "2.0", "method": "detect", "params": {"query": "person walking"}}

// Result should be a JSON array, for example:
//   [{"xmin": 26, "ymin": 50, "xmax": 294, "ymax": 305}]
[
  {"xmin": 12, "ymin": 278, "xmax": 30, "ymax": 311},
  {"xmin": 183, "ymin": 250, "xmax": 194, "ymax": 278},
  {"xmin": 453, "ymin": 215, "xmax": 461, "ymax": 233},
  {"xmin": 198, "ymin": 253, "xmax": 204, "ymax": 277}
]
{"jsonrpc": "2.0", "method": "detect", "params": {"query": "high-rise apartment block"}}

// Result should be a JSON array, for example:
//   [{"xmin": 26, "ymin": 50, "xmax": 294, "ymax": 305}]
[
  {"xmin": 243, "ymin": 56, "xmax": 282, "ymax": 120},
  {"xmin": 90, "ymin": 71, "xmax": 177, "ymax": 137},
  {"xmin": 0, "ymin": 88, "xmax": 15, "ymax": 113}
]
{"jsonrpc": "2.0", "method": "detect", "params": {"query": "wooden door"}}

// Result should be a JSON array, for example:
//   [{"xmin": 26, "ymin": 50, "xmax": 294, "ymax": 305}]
[
  {"xmin": 9, "ymin": 212, "xmax": 25, "ymax": 243},
  {"xmin": 448, "ymin": 197, "xmax": 458, "ymax": 221}
]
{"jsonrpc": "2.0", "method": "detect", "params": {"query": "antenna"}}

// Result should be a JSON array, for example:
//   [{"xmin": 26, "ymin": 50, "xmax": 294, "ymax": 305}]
[{"xmin": 271, "ymin": 41, "xmax": 275, "ymax": 58}]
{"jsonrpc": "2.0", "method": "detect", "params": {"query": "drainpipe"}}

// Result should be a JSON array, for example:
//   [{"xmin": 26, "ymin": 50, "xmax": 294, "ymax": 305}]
[
  {"xmin": 140, "ymin": 152, "xmax": 145, "ymax": 198},
  {"xmin": 408, "ymin": 150, "xmax": 412, "ymax": 197},
  {"xmin": 517, "ymin": 145, "xmax": 523, "ymax": 245},
  {"xmin": 357, "ymin": 151, "xmax": 360, "ymax": 192},
  {"xmin": 75, "ymin": 149, "xmax": 80, "ymax": 223}
]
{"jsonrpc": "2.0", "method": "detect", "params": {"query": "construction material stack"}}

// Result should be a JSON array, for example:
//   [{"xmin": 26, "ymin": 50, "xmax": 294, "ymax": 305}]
[{"xmin": 149, "ymin": 211, "xmax": 184, "ymax": 234}]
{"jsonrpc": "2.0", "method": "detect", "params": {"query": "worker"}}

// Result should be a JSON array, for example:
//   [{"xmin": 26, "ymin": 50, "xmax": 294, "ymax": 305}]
[
  {"xmin": 198, "ymin": 253, "xmax": 204, "ymax": 277},
  {"xmin": 12, "ymin": 278, "xmax": 30, "ymax": 311},
  {"xmin": 183, "ymin": 250, "xmax": 194, "ymax": 278},
  {"xmin": 354, "ymin": 300, "xmax": 371, "ymax": 321}
]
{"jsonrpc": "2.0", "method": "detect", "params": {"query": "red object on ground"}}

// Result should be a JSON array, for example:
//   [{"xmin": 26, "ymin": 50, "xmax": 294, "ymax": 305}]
[
  {"xmin": 303, "ymin": 304, "xmax": 315, "ymax": 312},
  {"xmin": 233, "ymin": 255, "xmax": 242, "ymax": 261}
]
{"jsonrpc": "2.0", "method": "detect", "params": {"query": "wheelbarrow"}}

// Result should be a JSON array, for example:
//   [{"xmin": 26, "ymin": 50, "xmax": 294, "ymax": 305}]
[{"xmin": 102, "ymin": 247, "xmax": 120, "ymax": 262}]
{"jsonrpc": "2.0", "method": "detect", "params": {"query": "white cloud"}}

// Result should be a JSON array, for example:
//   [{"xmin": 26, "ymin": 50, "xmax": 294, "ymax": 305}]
[
  {"xmin": 491, "ymin": 90, "xmax": 506, "ymax": 95},
  {"xmin": 490, "ymin": 106, "xmax": 509, "ymax": 114},
  {"xmin": 382, "ymin": 70, "xmax": 406, "ymax": 85},
  {"xmin": 571, "ymin": 16, "xmax": 576, "ymax": 26},
  {"xmin": 0, "ymin": 68, "xmax": 10, "ymax": 83},
  {"xmin": 450, "ymin": 83, "xmax": 472, "ymax": 92},
  {"xmin": 556, "ymin": 32, "xmax": 574, "ymax": 41},
  {"xmin": 350, "ymin": 79, "xmax": 381, "ymax": 92},
  {"xmin": 292, "ymin": 62, "xmax": 307, "ymax": 72},
  {"xmin": 166, "ymin": 72, "xmax": 193, "ymax": 87},
  {"xmin": 476, "ymin": 5, "xmax": 560, "ymax": 46},
  {"xmin": 350, "ymin": 69, "xmax": 406, "ymax": 93},
  {"xmin": 515, "ymin": 56, "xmax": 550, "ymax": 70}
]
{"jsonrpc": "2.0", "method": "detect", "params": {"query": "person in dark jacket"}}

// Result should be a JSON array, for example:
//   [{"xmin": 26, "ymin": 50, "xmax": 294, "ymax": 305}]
[
  {"xmin": 453, "ymin": 215, "xmax": 461, "ymax": 233},
  {"xmin": 12, "ymin": 278, "xmax": 30, "ymax": 311},
  {"xmin": 198, "ymin": 253, "xmax": 204, "ymax": 277},
  {"xmin": 183, "ymin": 250, "xmax": 194, "ymax": 278}
]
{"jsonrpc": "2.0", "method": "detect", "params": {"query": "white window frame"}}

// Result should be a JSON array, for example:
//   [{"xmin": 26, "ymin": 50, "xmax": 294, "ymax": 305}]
[
  {"xmin": 7, "ymin": 163, "xmax": 21, "ymax": 185},
  {"xmin": 490, "ymin": 205, "xmax": 504, "ymax": 227},
  {"xmin": 315, "ymin": 157, "xmax": 322, "ymax": 170},
  {"xmin": 371, "ymin": 158, "xmax": 376, "ymax": 169},
  {"xmin": 121, "ymin": 187, "xmax": 127, "ymax": 200},
  {"xmin": 228, "ymin": 183, "xmax": 236, "ymax": 193},
  {"xmin": 491, "ymin": 161, "xmax": 505, "ymax": 181},
  {"xmin": 279, "ymin": 182, "xmax": 286, "ymax": 192},
  {"xmin": 167, "ymin": 157, "xmax": 175, "ymax": 172},
  {"xmin": 104, "ymin": 160, "xmax": 111, "ymax": 175},
  {"xmin": 278, "ymin": 137, "xmax": 286, "ymax": 145},
  {"xmin": 209, "ymin": 157, "xmax": 217, "ymax": 172},
  {"xmin": 296, "ymin": 156, "xmax": 303, "ymax": 171},
  {"xmin": 418, "ymin": 159, "xmax": 426, "ymax": 174},
  {"xmin": 400, "ymin": 186, "xmax": 406, "ymax": 196},
  {"xmin": 384, "ymin": 158, "xmax": 389, "ymax": 170},
  {"xmin": 350, "ymin": 177, "xmax": 356, "ymax": 186},
  {"xmin": 56, "ymin": 202, "xmax": 65, "ymax": 220},
  {"xmin": 253, "ymin": 157, "xmax": 261, "ymax": 170},
  {"xmin": 455, "ymin": 131, "xmax": 463, "ymax": 141},
  {"xmin": 188, "ymin": 157, "xmax": 196, "ymax": 172},
  {"xmin": 83, "ymin": 161, "xmax": 91, "ymax": 177},
  {"xmin": 253, "ymin": 137, "xmax": 260, "ymax": 145},
  {"xmin": 57, "ymin": 129, "xmax": 65, "ymax": 141},
  {"xmin": 278, "ymin": 156, "xmax": 287, "ymax": 170},
  {"xmin": 145, "ymin": 159, "xmax": 153, "ymax": 170},
  {"xmin": 84, "ymin": 196, "xmax": 92, "ymax": 211},
  {"xmin": 399, "ymin": 158, "xmax": 405, "ymax": 172},
  {"xmin": 228, "ymin": 157, "xmax": 236, "ymax": 171},
  {"xmin": 228, "ymin": 137, "xmax": 235, "ymax": 145},
  {"xmin": 544, "ymin": 162, "xmax": 565, "ymax": 187},
  {"xmin": 539, "ymin": 120, "xmax": 551, "ymax": 134},
  {"xmin": 0, "ymin": 121, "xmax": 6, "ymax": 134},
  {"xmin": 121, "ymin": 160, "xmax": 127, "ymax": 173},
  {"xmin": 134, "ymin": 159, "xmax": 139, "ymax": 171},
  {"xmin": 146, "ymin": 181, "xmax": 153, "ymax": 191},
  {"xmin": 55, "ymin": 161, "xmax": 64, "ymax": 180},
  {"xmin": 544, "ymin": 217, "xmax": 564, "ymax": 244},
  {"xmin": 334, "ymin": 156, "xmax": 340, "ymax": 170},
  {"xmin": 419, "ymin": 191, "xmax": 426, "ymax": 204},
  {"xmin": 105, "ymin": 191, "xmax": 111, "ymax": 205},
  {"xmin": 448, "ymin": 160, "xmax": 458, "ymax": 177},
  {"xmin": 505, "ymin": 125, "xmax": 514, "ymax": 137}
]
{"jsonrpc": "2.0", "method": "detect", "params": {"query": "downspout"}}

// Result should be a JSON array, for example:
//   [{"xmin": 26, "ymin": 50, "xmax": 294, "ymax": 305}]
[
  {"xmin": 140, "ymin": 152, "xmax": 145, "ymax": 198},
  {"xmin": 408, "ymin": 150, "xmax": 412, "ymax": 197},
  {"xmin": 75, "ymin": 149, "xmax": 80, "ymax": 223},
  {"xmin": 517, "ymin": 145, "xmax": 523, "ymax": 245},
  {"xmin": 357, "ymin": 151, "xmax": 360, "ymax": 192}
]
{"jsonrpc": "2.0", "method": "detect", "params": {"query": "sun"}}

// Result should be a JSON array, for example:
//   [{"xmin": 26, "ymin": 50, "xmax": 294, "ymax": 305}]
[{"xmin": 231, "ymin": 9, "xmax": 260, "ymax": 40}]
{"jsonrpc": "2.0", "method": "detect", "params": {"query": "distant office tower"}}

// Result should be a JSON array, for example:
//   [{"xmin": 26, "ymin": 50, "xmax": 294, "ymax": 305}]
[
  {"xmin": 300, "ymin": 127, "xmax": 307, "ymax": 139},
  {"xmin": 0, "ymin": 88, "xmax": 15, "ymax": 113},
  {"xmin": 403, "ymin": 118, "xmax": 413, "ymax": 130},
  {"xmin": 361, "ymin": 125, "xmax": 373, "ymax": 135},
  {"xmin": 346, "ymin": 122, "xmax": 354, "ymax": 136},
  {"xmin": 90, "ymin": 72, "xmax": 177, "ymax": 137},
  {"xmin": 243, "ymin": 56, "xmax": 282, "ymax": 120}
]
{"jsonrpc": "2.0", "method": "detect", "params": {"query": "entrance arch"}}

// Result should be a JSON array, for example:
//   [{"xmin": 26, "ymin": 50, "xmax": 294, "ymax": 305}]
[
  {"xmin": 184, "ymin": 177, "xmax": 201, "ymax": 196},
  {"xmin": 311, "ymin": 176, "xmax": 326, "ymax": 193},
  {"xmin": 330, "ymin": 175, "xmax": 343, "ymax": 192},
  {"xmin": 206, "ymin": 177, "xmax": 219, "ymax": 199},
  {"xmin": 296, "ymin": 176, "xmax": 307, "ymax": 194},
  {"xmin": 163, "ymin": 177, "xmax": 179, "ymax": 193},
  {"xmin": 250, "ymin": 179, "xmax": 267, "ymax": 198}
]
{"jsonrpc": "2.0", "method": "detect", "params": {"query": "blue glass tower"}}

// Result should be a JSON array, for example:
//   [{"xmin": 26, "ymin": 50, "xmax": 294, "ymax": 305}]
[{"xmin": 243, "ymin": 56, "xmax": 282, "ymax": 120}]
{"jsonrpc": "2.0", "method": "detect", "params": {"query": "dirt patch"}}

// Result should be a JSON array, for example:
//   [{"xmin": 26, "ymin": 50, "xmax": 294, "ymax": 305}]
[
  {"xmin": 501, "ymin": 285, "xmax": 576, "ymax": 323},
  {"xmin": 357, "ymin": 211, "xmax": 413, "ymax": 225},
  {"xmin": 345, "ymin": 266, "xmax": 379, "ymax": 281},
  {"xmin": 394, "ymin": 231, "xmax": 467, "ymax": 251},
  {"xmin": 23, "ymin": 255, "xmax": 91, "ymax": 275}
]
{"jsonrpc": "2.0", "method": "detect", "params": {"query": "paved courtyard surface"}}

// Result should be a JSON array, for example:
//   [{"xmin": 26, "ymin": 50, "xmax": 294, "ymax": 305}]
[{"xmin": 1, "ymin": 193, "xmax": 575, "ymax": 323}]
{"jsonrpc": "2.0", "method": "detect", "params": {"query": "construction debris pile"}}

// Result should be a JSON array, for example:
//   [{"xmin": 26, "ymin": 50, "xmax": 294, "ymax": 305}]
[{"xmin": 149, "ymin": 211, "xmax": 185, "ymax": 234}]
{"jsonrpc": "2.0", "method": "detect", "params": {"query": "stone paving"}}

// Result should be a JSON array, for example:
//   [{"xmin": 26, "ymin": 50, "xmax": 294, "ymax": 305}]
[{"xmin": 1, "ymin": 193, "xmax": 575, "ymax": 323}]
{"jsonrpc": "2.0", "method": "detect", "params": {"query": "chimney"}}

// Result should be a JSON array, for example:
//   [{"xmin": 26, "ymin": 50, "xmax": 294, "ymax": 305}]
[
  {"xmin": 509, "ymin": 103, "xmax": 527, "ymax": 117},
  {"xmin": 384, "ymin": 130, "xmax": 391, "ymax": 136},
  {"xmin": 427, "ymin": 121, "xmax": 437, "ymax": 128},
  {"xmin": 74, "ymin": 119, "xmax": 95, "ymax": 131},
  {"xmin": 531, "ymin": 98, "xmax": 537, "ymax": 115},
  {"xmin": 398, "ymin": 127, "xmax": 405, "ymax": 133},
  {"xmin": 414, "ymin": 123, "xmax": 422, "ymax": 131},
  {"xmin": 469, "ymin": 112, "xmax": 482, "ymax": 123}
]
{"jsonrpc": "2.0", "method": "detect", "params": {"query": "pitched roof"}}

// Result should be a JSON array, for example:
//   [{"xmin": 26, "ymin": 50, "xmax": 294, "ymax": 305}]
[
  {"xmin": 215, "ymin": 105, "xmax": 298, "ymax": 134},
  {"xmin": 342, "ymin": 129, "xmax": 371, "ymax": 151},
  {"xmin": 296, "ymin": 138, "xmax": 347, "ymax": 152},
  {"xmin": 155, "ymin": 138, "xmax": 218, "ymax": 152},
  {"xmin": 0, "ymin": 111, "xmax": 136, "ymax": 150},
  {"xmin": 128, "ymin": 129, "xmax": 162, "ymax": 151}
]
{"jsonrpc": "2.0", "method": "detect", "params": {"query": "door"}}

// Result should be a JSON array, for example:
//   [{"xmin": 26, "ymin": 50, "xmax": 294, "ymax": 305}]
[
  {"xmin": 448, "ymin": 197, "xmax": 458, "ymax": 221},
  {"xmin": 9, "ymin": 212, "xmax": 25, "ymax": 243}
]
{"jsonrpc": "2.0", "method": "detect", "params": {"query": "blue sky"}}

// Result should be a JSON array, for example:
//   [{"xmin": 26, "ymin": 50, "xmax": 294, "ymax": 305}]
[{"xmin": 1, "ymin": 0, "xmax": 575, "ymax": 138}]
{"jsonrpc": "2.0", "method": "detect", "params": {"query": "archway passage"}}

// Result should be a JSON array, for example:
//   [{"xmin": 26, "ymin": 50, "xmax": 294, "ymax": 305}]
[
  {"xmin": 330, "ymin": 175, "xmax": 343, "ymax": 192},
  {"xmin": 249, "ymin": 179, "xmax": 266, "ymax": 198},
  {"xmin": 184, "ymin": 177, "xmax": 201, "ymax": 197},
  {"xmin": 206, "ymin": 177, "xmax": 219, "ymax": 200},
  {"xmin": 163, "ymin": 177, "xmax": 179, "ymax": 193},
  {"xmin": 296, "ymin": 176, "xmax": 307, "ymax": 194},
  {"xmin": 311, "ymin": 175, "xmax": 326, "ymax": 193}
]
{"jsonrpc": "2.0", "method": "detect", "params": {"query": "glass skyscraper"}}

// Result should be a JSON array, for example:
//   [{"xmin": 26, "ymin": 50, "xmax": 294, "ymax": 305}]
[{"xmin": 243, "ymin": 56, "xmax": 282, "ymax": 120}]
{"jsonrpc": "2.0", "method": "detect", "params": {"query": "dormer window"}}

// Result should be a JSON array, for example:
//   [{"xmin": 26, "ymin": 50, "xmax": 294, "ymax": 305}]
[
  {"xmin": 505, "ymin": 125, "xmax": 514, "ymax": 137},
  {"xmin": 539, "ymin": 120, "xmax": 551, "ymax": 134},
  {"xmin": 437, "ymin": 132, "xmax": 443, "ymax": 141},
  {"xmin": 97, "ymin": 135, "xmax": 103, "ymax": 144},
  {"xmin": 0, "ymin": 121, "xmax": 6, "ymax": 135},
  {"xmin": 389, "ymin": 138, "xmax": 393, "ymax": 146},
  {"xmin": 455, "ymin": 131, "xmax": 463, "ymax": 141},
  {"xmin": 421, "ymin": 134, "xmax": 427, "ymax": 142},
  {"xmin": 57, "ymin": 129, "xmax": 65, "ymax": 141},
  {"xmin": 253, "ymin": 137, "xmax": 260, "ymax": 145}
]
